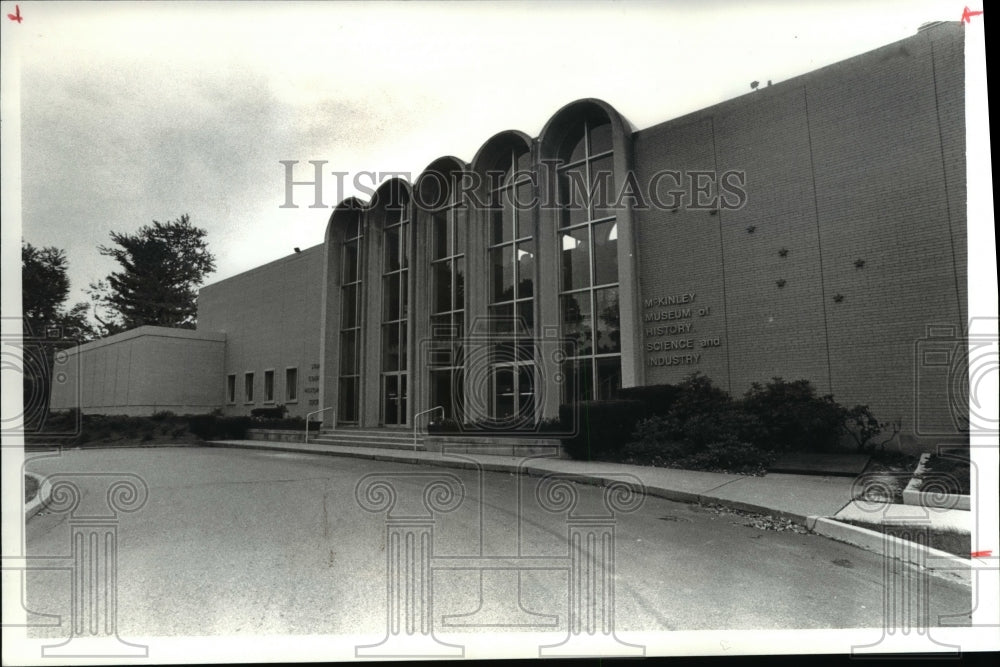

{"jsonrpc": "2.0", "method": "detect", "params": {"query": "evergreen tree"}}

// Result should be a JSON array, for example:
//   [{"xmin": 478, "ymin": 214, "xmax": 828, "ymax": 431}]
[{"xmin": 88, "ymin": 214, "xmax": 216, "ymax": 335}]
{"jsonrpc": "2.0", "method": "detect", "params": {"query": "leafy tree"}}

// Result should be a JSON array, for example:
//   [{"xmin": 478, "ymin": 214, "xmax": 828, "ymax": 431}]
[
  {"xmin": 21, "ymin": 241, "xmax": 96, "ymax": 341},
  {"xmin": 21, "ymin": 241, "xmax": 96, "ymax": 428},
  {"xmin": 88, "ymin": 214, "xmax": 216, "ymax": 335}
]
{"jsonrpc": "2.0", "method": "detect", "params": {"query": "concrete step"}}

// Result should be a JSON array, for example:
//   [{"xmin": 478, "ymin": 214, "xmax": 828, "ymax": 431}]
[
  {"xmin": 310, "ymin": 428, "xmax": 424, "ymax": 451},
  {"xmin": 318, "ymin": 428, "xmax": 414, "ymax": 439}
]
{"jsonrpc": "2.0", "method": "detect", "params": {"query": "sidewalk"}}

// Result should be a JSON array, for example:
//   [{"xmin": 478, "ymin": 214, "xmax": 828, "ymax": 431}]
[{"xmin": 206, "ymin": 438, "xmax": 974, "ymax": 585}]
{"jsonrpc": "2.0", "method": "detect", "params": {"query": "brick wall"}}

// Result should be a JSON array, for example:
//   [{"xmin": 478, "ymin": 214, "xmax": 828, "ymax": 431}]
[
  {"xmin": 633, "ymin": 23, "xmax": 966, "ymax": 447},
  {"xmin": 198, "ymin": 244, "xmax": 325, "ymax": 418}
]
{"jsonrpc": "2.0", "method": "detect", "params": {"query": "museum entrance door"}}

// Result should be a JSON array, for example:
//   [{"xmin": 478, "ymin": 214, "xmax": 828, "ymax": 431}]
[{"xmin": 381, "ymin": 373, "xmax": 407, "ymax": 426}]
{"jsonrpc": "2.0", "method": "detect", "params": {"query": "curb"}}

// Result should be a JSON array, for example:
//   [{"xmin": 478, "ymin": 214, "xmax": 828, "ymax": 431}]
[
  {"xmin": 807, "ymin": 517, "xmax": 971, "ymax": 587},
  {"xmin": 26, "ymin": 442, "xmax": 202, "ymax": 452},
  {"xmin": 205, "ymin": 439, "xmax": 973, "ymax": 587},
  {"xmin": 24, "ymin": 472, "xmax": 52, "ymax": 522}
]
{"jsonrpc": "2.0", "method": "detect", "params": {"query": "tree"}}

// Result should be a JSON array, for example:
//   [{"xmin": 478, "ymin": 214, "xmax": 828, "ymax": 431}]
[
  {"xmin": 21, "ymin": 241, "xmax": 96, "ymax": 428},
  {"xmin": 88, "ymin": 214, "xmax": 216, "ymax": 335},
  {"xmin": 21, "ymin": 241, "xmax": 96, "ymax": 341}
]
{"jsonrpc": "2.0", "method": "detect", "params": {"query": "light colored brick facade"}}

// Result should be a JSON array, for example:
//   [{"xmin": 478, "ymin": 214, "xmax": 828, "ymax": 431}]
[
  {"xmin": 198, "ymin": 244, "xmax": 325, "ymax": 419},
  {"xmin": 52, "ymin": 22, "xmax": 969, "ymax": 447}
]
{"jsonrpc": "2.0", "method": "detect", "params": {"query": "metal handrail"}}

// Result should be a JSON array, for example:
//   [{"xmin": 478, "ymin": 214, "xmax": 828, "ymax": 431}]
[
  {"xmin": 305, "ymin": 407, "xmax": 334, "ymax": 443},
  {"xmin": 412, "ymin": 405, "xmax": 444, "ymax": 451}
]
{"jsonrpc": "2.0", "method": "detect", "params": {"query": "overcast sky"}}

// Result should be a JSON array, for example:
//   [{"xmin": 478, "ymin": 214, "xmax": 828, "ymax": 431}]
[{"xmin": 2, "ymin": 0, "xmax": 972, "ymax": 309}]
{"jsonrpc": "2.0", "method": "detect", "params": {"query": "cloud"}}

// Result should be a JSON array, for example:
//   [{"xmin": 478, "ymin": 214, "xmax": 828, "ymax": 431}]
[{"xmin": 13, "ymin": 0, "xmax": 951, "ymax": 308}]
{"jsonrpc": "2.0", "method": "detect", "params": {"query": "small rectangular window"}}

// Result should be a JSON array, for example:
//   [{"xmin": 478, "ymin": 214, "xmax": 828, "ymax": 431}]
[
  {"xmin": 285, "ymin": 368, "xmax": 298, "ymax": 402},
  {"xmin": 264, "ymin": 370, "xmax": 275, "ymax": 403},
  {"xmin": 226, "ymin": 374, "xmax": 236, "ymax": 403},
  {"xmin": 244, "ymin": 372, "xmax": 254, "ymax": 403}
]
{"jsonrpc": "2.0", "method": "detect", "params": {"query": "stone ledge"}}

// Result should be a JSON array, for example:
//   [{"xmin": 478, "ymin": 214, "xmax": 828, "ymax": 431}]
[
  {"xmin": 246, "ymin": 429, "xmax": 306, "ymax": 443},
  {"xmin": 424, "ymin": 434, "xmax": 567, "ymax": 458}
]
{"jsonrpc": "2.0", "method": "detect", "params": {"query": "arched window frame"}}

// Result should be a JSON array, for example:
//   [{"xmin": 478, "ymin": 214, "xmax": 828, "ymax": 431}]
[
  {"xmin": 477, "ymin": 138, "xmax": 538, "ymax": 425},
  {"xmin": 538, "ymin": 100, "xmax": 639, "ymax": 404},
  {"xmin": 372, "ymin": 181, "xmax": 412, "ymax": 426},
  {"xmin": 322, "ymin": 202, "xmax": 367, "ymax": 426},
  {"xmin": 416, "ymin": 158, "xmax": 469, "ymax": 422}
]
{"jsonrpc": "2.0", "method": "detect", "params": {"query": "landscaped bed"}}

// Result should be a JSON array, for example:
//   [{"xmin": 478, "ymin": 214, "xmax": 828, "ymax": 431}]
[
  {"xmin": 916, "ymin": 448, "xmax": 971, "ymax": 496},
  {"xmin": 24, "ymin": 411, "xmax": 320, "ymax": 449},
  {"xmin": 854, "ymin": 450, "xmax": 922, "ymax": 504}
]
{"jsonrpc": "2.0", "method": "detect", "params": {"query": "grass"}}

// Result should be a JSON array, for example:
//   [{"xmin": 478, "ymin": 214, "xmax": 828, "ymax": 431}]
[{"xmin": 840, "ymin": 518, "xmax": 971, "ymax": 559}]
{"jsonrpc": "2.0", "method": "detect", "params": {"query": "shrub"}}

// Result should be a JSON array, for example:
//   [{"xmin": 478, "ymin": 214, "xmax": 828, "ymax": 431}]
[
  {"xmin": 560, "ymin": 399, "xmax": 648, "ymax": 460},
  {"xmin": 151, "ymin": 410, "xmax": 176, "ymax": 421},
  {"xmin": 842, "ymin": 404, "xmax": 901, "ymax": 453},
  {"xmin": 251, "ymin": 405, "xmax": 288, "ymax": 420},
  {"xmin": 680, "ymin": 440, "xmax": 773, "ymax": 474},
  {"xmin": 619, "ymin": 384, "xmax": 682, "ymax": 416},
  {"xmin": 187, "ymin": 415, "xmax": 214, "ymax": 440},
  {"xmin": 631, "ymin": 415, "xmax": 675, "ymax": 445},
  {"xmin": 625, "ymin": 415, "xmax": 772, "ymax": 473},
  {"xmin": 673, "ymin": 408, "xmax": 751, "ymax": 447},
  {"xmin": 641, "ymin": 374, "xmax": 758, "ymax": 447},
  {"xmin": 555, "ymin": 373, "xmax": 896, "ymax": 468},
  {"xmin": 120, "ymin": 417, "xmax": 140, "ymax": 439},
  {"xmin": 739, "ymin": 377, "xmax": 845, "ymax": 452},
  {"xmin": 619, "ymin": 437, "xmax": 691, "ymax": 468},
  {"xmin": 666, "ymin": 373, "xmax": 732, "ymax": 423},
  {"xmin": 188, "ymin": 415, "xmax": 252, "ymax": 440},
  {"xmin": 622, "ymin": 416, "xmax": 692, "ymax": 464}
]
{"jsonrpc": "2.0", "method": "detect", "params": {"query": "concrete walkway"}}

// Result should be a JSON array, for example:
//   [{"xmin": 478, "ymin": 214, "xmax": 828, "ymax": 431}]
[{"xmin": 206, "ymin": 437, "xmax": 974, "ymax": 585}]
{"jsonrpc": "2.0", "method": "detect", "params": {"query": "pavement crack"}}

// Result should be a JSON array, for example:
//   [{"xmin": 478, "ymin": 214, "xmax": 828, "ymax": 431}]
[
  {"xmin": 323, "ymin": 491, "xmax": 330, "ymax": 539},
  {"xmin": 702, "ymin": 477, "xmax": 747, "ymax": 493}
]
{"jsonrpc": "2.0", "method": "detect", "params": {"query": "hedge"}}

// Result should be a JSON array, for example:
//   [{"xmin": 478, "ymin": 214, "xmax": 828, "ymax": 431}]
[
  {"xmin": 559, "ymin": 399, "xmax": 648, "ymax": 460},
  {"xmin": 188, "ymin": 415, "xmax": 253, "ymax": 440},
  {"xmin": 558, "ymin": 374, "xmax": 900, "ymax": 467}
]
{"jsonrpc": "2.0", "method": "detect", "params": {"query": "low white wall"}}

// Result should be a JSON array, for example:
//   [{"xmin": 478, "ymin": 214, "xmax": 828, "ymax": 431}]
[{"xmin": 50, "ymin": 326, "xmax": 225, "ymax": 415}]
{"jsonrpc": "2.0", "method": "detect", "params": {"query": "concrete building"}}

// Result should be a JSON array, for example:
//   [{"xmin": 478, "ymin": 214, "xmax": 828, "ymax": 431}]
[
  {"xmin": 48, "ymin": 326, "xmax": 225, "ymax": 416},
  {"xmin": 51, "ymin": 22, "xmax": 969, "ymax": 447}
]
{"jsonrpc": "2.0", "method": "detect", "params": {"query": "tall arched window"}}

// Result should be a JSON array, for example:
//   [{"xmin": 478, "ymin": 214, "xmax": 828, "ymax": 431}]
[
  {"xmin": 487, "ymin": 146, "xmax": 536, "ymax": 424},
  {"xmin": 379, "ymin": 189, "xmax": 410, "ymax": 425},
  {"xmin": 338, "ymin": 211, "xmax": 364, "ymax": 423},
  {"xmin": 557, "ymin": 119, "xmax": 621, "ymax": 401},
  {"xmin": 427, "ymin": 173, "xmax": 466, "ymax": 420}
]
